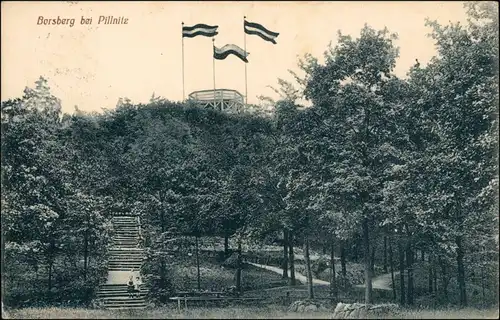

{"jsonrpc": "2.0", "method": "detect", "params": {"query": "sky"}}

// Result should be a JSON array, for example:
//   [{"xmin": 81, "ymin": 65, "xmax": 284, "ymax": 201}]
[{"xmin": 1, "ymin": 1, "xmax": 470, "ymax": 114}]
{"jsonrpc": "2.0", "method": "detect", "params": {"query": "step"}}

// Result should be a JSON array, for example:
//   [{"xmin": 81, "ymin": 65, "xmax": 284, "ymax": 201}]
[
  {"xmin": 108, "ymin": 251, "xmax": 144, "ymax": 254},
  {"xmin": 111, "ymin": 245, "xmax": 139, "ymax": 249},
  {"xmin": 97, "ymin": 291, "xmax": 148, "ymax": 296},
  {"xmin": 111, "ymin": 245, "xmax": 139, "ymax": 248},
  {"xmin": 109, "ymin": 257, "xmax": 144, "ymax": 261},
  {"xmin": 108, "ymin": 258, "xmax": 142, "ymax": 261},
  {"xmin": 98, "ymin": 289, "xmax": 149, "ymax": 294},
  {"xmin": 109, "ymin": 255, "xmax": 144, "ymax": 259},
  {"xmin": 108, "ymin": 264, "xmax": 142, "ymax": 269},
  {"xmin": 108, "ymin": 261, "xmax": 143, "ymax": 265},
  {"xmin": 97, "ymin": 293, "xmax": 147, "ymax": 299},
  {"xmin": 99, "ymin": 285, "xmax": 149, "ymax": 290},
  {"xmin": 112, "ymin": 241, "xmax": 139, "ymax": 245},
  {"xmin": 97, "ymin": 290, "xmax": 148, "ymax": 295},
  {"xmin": 109, "ymin": 257, "xmax": 143, "ymax": 262}
]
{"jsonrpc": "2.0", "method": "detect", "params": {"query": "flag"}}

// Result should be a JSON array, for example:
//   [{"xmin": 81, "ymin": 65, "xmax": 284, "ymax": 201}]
[
  {"xmin": 214, "ymin": 44, "xmax": 250, "ymax": 63},
  {"xmin": 182, "ymin": 23, "xmax": 218, "ymax": 38},
  {"xmin": 244, "ymin": 20, "xmax": 279, "ymax": 44}
]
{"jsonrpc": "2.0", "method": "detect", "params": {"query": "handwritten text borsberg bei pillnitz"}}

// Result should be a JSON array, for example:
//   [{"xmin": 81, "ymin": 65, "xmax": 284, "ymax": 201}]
[{"xmin": 37, "ymin": 16, "xmax": 129, "ymax": 27}]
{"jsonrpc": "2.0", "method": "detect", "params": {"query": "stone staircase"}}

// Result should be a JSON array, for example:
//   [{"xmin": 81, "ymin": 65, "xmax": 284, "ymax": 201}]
[{"xmin": 95, "ymin": 215, "xmax": 149, "ymax": 310}]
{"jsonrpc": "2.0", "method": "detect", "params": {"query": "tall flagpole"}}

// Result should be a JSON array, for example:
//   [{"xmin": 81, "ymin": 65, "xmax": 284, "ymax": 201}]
[
  {"xmin": 212, "ymin": 38, "xmax": 216, "ymax": 108},
  {"xmin": 181, "ymin": 22, "xmax": 185, "ymax": 101},
  {"xmin": 244, "ymin": 16, "xmax": 248, "ymax": 106}
]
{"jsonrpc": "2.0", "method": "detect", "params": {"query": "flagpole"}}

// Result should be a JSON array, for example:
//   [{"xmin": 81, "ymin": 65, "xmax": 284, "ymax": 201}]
[
  {"xmin": 212, "ymin": 38, "xmax": 216, "ymax": 109},
  {"xmin": 244, "ymin": 16, "xmax": 248, "ymax": 106},
  {"xmin": 181, "ymin": 22, "xmax": 185, "ymax": 101}
]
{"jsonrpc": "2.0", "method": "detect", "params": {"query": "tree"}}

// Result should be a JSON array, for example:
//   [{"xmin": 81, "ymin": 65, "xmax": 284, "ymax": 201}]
[{"xmin": 303, "ymin": 25, "xmax": 401, "ymax": 304}]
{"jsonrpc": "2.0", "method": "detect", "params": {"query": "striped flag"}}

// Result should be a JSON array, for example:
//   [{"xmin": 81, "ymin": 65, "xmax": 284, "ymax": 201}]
[
  {"xmin": 182, "ymin": 23, "xmax": 218, "ymax": 38},
  {"xmin": 244, "ymin": 20, "xmax": 279, "ymax": 44},
  {"xmin": 214, "ymin": 44, "xmax": 250, "ymax": 63}
]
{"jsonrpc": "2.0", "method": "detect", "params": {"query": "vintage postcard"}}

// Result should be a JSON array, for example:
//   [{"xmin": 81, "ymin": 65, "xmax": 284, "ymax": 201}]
[{"xmin": 1, "ymin": 1, "xmax": 498, "ymax": 319}]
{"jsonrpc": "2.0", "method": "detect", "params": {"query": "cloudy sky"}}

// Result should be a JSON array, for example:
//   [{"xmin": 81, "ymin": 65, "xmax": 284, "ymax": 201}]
[{"xmin": 1, "ymin": 1, "xmax": 469, "ymax": 114}]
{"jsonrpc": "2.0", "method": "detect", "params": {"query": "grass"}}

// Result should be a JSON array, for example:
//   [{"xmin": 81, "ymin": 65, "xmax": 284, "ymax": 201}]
[
  {"xmin": 168, "ymin": 255, "xmax": 288, "ymax": 292},
  {"xmin": 3, "ymin": 305, "xmax": 499, "ymax": 319}
]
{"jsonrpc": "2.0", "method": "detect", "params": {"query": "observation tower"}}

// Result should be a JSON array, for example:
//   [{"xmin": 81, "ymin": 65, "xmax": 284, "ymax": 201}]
[{"xmin": 188, "ymin": 89, "xmax": 244, "ymax": 113}]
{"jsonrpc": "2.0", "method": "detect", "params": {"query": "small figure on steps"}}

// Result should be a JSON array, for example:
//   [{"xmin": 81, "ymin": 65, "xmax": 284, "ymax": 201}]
[
  {"xmin": 134, "ymin": 275, "xmax": 142, "ymax": 298},
  {"xmin": 127, "ymin": 275, "xmax": 135, "ymax": 298}
]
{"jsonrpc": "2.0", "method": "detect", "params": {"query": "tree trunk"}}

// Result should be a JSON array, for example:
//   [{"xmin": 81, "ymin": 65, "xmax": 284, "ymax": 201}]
[
  {"xmin": 289, "ymin": 232, "xmax": 296, "ymax": 286},
  {"xmin": 433, "ymin": 262, "xmax": 438, "ymax": 293},
  {"xmin": 406, "ymin": 241, "xmax": 414, "ymax": 305},
  {"xmin": 341, "ymin": 242, "xmax": 347, "ymax": 287},
  {"xmin": 236, "ymin": 237, "xmax": 242, "ymax": 294},
  {"xmin": 224, "ymin": 231, "xmax": 229, "ymax": 257},
  {"xmin": 330, "ymin": 240, "xmax": 337, "ymax": 299},
  {"xmin": 456, "ymin": 236, "xmax": 467, "ymax": 306},
  {"xmin": 428, "ymin": 252, "xmax": 434, "ymax": 294},
  {"xmin": 352, "ymin": 239, "xmax": 359, "ymax": 261},
  {"xmin": 388, "ymin": 236, "xmax": 397, "ymax": 301},
  {"xmin": 282, "ymin": 229, "xmax": 289, "ymax": 279},
  {"xmin": 398, "ymin": 240, "xmax": 405, "ymax": 305},
  {"xmin": 362, "ymin": 218, "xmax": 373, "ymax": 304},
  {"xmin": 421, "ymin": 250, "xmax": 425, "ymax": 262},
  {"xmin": 195, "ymin": 235, "xmax": 201, "ymax": 291},
  {"xmin": 83, "ymin": 228, "xmax": 89, "ymax": 282},
  {"xmin": 481, "ymin": 262, "xmax": 485, "ymax": 307},
  {"xmin": 370, "ymin": 243, "xmax": 376, "ymax": 278},
  {"xmin": 47, "ymin": 262, "xmax": 53, "ymax": 300},
  {"xmin": 160, "ymin": 256, "xmax": 165, "ymax": 290},
  {"xmin": 160, "ymin": 213, "xmax": 166, "ymax": 293},
  {"xmin": 439, "ymin": 258, "xmax": 448, "ymax": 302},
  {"xmin": 383, "ymin": 236, "xmax": 388, "ymax": 273},
  {"xmin": 304, "ymin": 235, "xmax": 314, "ymax": 299}
]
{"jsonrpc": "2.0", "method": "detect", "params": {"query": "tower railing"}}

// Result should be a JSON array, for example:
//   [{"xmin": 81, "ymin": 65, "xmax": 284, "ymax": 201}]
[{"xmin": 188, "ymin": 89, "xmax": 244, "ymax": 112}]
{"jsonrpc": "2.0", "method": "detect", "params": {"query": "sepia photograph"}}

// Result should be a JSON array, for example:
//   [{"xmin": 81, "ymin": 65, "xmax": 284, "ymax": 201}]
[{"xmin": 1, "ymin": 1, "xmax": 498, "ymax": 319}]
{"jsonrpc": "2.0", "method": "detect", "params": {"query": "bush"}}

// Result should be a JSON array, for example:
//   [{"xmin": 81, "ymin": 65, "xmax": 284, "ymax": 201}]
[
  {"xmin": 312, "ymin": 257, "xmax": 329, "ymax": 278},
  {"xmin": 141, "ymin": 250, "xmax": 176, "ymax": 304},
  {"xmin": 222, "ymin": 253, "xmax": 240, "ymax": 269}
]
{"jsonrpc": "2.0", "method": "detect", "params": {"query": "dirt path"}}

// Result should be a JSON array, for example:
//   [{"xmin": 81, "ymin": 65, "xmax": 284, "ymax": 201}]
[
  {"xmin": 355, "ymin": 271, "xmax": 399, "ymax": 290},
  {"xmin": 246, "ymin": 261, "xmax": 398, "ymax": 290},
  {"xmin": 245, "ymin": 261, "xmax": 330, "ymax": 285}
]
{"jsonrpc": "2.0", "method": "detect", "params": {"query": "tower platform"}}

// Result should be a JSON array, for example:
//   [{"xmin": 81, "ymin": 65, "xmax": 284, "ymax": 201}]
[{"xmin": 188, "ymin": 89, "xmax": 244, "ymax": 113}]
